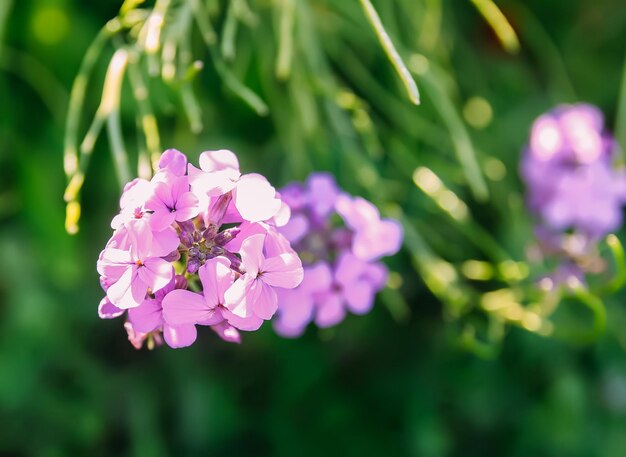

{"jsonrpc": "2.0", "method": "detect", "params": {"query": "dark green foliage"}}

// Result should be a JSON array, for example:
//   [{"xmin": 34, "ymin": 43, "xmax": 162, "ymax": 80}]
[{"xmin": 1, "ymin": 0, "xmax": 626, "ymax": 456}]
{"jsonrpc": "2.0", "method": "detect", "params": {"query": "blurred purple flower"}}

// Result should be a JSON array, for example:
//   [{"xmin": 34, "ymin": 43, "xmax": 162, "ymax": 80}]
[
  {"xmin": 273, "ymin": 173, "xmax": 401, "ymax": 337},
  {"xmin": 521, "ymin": 103, "xmax": 625, "ymax": 238}
]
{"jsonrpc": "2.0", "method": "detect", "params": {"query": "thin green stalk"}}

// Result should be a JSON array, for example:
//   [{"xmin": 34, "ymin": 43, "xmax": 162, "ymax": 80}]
[
  {"xmin": 233, "ymin": 0, "xmax": 257, "ymax": 26},
  {"xmin": 128, "ymin": 58, "xmax": 161, "ymax": 166},
  {"xmin": 469, "ymin": 0, "xmax": 520, "ymax": 54},
  {"xmin": 614, "ymin": 51, "xmax": 626, "ymax": 163},
  {"xmin": 358, "ymin": 0, "xmax": 420, "ymax": 105},
  {"xmin": 181, "ymin": 83, "xmax": 203, "ymax": 133},
  {"xmin": 63, "ymin": 24, "xmax": 114, "ymax": 179},
  {"xmin": 275, "ymin": 0, "xmax": 295, "ymax": 80},
  {"xmin": 107, "ymin": 110, "xmax": 131, "ymax": 187},
  {"xmin": 134, "ymin": 112, "xmax": 152, "ymax": 180},
  {"xmin": 104, "ymin": 49, "xmax": 132, "ymax": 187},
  {"xmin": 513, "ymin": 3, "xmax": 576, "ymax": 102},
  {"xmin": 418, "ymin": 0, "xmax": 442, "ymax": 51},
  {"xmin": 210, "ymin": 47, "xmax": 269, "ymax": 116},
  {"xmin": 605, "ymin": 234, "xmax": 626, "ymax": 293},
  {"xmin": 419, "ymin": 71, "xmax": 489, "ymax": 201},
  {"xmin": 327, "ymin": 47, "xmax": 447, "ymax": 148},
  {"xmin": 190, "ymin": 0, "xmax": 217, "ymax": 46},
  {"xmin": 221, "ymin": 0, "xmax": 238, "ymax": 61},
  {"xmin": 388, "ymin": 143, "xmax": 510, "ymax": 265},
  {"xmin": 176, "ymin": 5, "xmax": 203, "ymax": 133},
  {"xmin": 402, "ymin": 215, "xmax": 471, "ymax": 315}
]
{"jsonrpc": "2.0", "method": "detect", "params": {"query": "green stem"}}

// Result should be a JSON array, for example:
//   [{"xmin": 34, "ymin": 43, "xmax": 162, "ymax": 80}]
[
  {"xmin": 358, "ymin": 0, "xmax": 420, "ymax": 105},
  {"xmin": 418, "ymin": 71, "xmax": 489, "ymax": 201},
  {"xmin": 275, "ymin": 0, "xmax": 295, "ymax": 80},
  {"xmin": 614, "ymin": 51, "xmax": 626, "ymax": 164},
  {"xmin": 221, "ymin": 0, "xmax": 238, "ymax": 61},
  {"xmin": 469, "ymin": 0, "xmax": 520, "ymax": 54},
  {"xmin": 128, "ymin": 58, "xmax": 162, "ymax": 166},
  {"xmin": 605, "ymin": 234, "xmax": 626, "ymax": 293},
  {"xmin": 63, "ymin": 24, "xmax": 114, "ymax": 179},
  {"xmin": 210, "ymin": 47, "xmax": 269, "ymax": 116}
]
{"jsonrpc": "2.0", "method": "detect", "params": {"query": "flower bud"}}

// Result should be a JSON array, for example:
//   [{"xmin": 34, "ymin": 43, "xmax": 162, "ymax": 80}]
[
  {"xmin": 174, "ymin": 274, "xmax": 188, "ymax": 290},
  {"xmin": 187, "ymin": 258, "xmax": 200, "ymax": 274},
  {"xmin": 207, "ymin": 193, "xmax": 232, "ymax": 226},
  {"xmin": 215, "ymin": 227, "xmax": 240, "ymax": 246}
]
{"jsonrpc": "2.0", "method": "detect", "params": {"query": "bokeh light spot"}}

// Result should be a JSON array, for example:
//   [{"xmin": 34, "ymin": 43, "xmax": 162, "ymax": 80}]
[
  {"xmin": 483, "ymin": 157, "xmax": 506, "ymax": 181},
  {"xmin": 32, "ymin": 7, "xmax": 69, "ymax": 45},
  {"xmin": 463, "ymin": 96, "xmax": 493, "ymax": 129}
]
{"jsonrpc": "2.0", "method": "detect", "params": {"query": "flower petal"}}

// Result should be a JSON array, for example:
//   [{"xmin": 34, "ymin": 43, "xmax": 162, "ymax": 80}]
[
  {"xmin": 174, "ymin": 192, "xmax": 200, "ymax": 222},
  {"xmin": 97, "ymin": 248, "xmax": 131, "ymax": 278},
  {"xmin": 343, "ymin": 279, "xmax": 375, "ymax": 315},
  {"xmin": 223, "ymin": 274, "xmax": 256, "ymax": 318},
  {"xmin": 314, "ymin": 292, "xmax": 346, "ymax": 328},
  {"xmin": 158, "ymin": 148, "xmax": 187, "ymax": 176},
  {"xmin": 163, "ymin": 324, "xmax": 197, "ymax": 348},
  {"xmin": 334, "ymin": 252, "xmax": 367, "ymax": 287},
  {"xmin": 198, "ymin": 257, "xmax": 234, "ymax": 307},
  {"xmin": 261, "ymin": 254, "xmax": 303, "ymax": 289},
  {"xmin": 335, "ymin": 194, "xmax": 380, "ymax": 231},
  {"xmin": 199, "ymin": 149, "xmax": 240, "ymax": 173},
  {"xmin": 98, "ymin": 297, "xmax": 124, "ymax": 319},
  {"xmin": 107, "ymin": 267, "xmax": 146, "ymax": 309},
  {"xmin": 211, "ymin": 321, "xmax": 241, "ymax": 344},
  {"xmin": 128, "ymin": 298, "xmax": 163, "ymax": 333},
  {"xmin": 221, "ymin": 307, "xmax": 264, "ymax": 331},
  {"xmin": 162, "ymin": 289, "xmax": 212, "ymax": 326},
  {"xmin": 252, "ymin": 282, "xmax": 278, "ymax": 320},
  {"xmin": 234, "ymin": 173, "xmax": 281, "ymax": 222},
  {"xmin": 239, "ymin": 233, "xmax": 265, "ymax": 277},
  {"xmin": 138, "ymin": 257, "xmax": 173, "ymax": 293},
  {"xmin": 301, "ymin": 262, "xmax": 333, "ymax": 293}
]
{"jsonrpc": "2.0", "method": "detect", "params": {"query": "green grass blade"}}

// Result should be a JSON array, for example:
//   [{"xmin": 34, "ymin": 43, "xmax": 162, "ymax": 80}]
[
  {"xmin": 275, "ymin": 0, "xmax": 295, "ymax": 80},
  {"xmin": 614, "ymin": 51, "xmax": 626, "ymax": 162},
  {"xmin": 358, "ymin": 0, "xmax": 420, "ymax": 105},
  {"xmin": 418, "ymin": 70, "xmax": 489, "ymax": 201},
  {"xmin": 469, "ymin": 0, "xmax": 520, "ymax": 54},
  {"xmin": 210, "ymin": 48, "xmax": 269, "ymax": 116}
]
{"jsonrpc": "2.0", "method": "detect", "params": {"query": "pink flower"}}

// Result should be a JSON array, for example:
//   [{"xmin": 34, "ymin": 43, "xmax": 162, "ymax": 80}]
[
  {"xmin": 313, "ymin": 254, "xmax": 387, "ymax": 328},
  {"xmin": 97, "ymin": 148, "xmax": 304, "ymax": 348},
  {"xmin": 224, "ymin": 233, "xmax": 303, "ymax": 330},
  {"xmin": 158, "ymin": 148, "xmax": 188, "ymax": 176},
  {"xmin": 98, "ymin": 297, "xmax": 124, "ymax": 319},
  {"xmin": 274, "ymin": 173, "xmax": 401, "ymax": 335},
  {"xmin": 145, "ymin": 176, "xmax": 199, "ymax": 231},
  {"xmin": 189, "ymin": 150, "xmax": 282, "ymax": 222},
  {"xmin": 106, "ymin": 218, "xmax": 179, "ymax": 255},
  {"xmin": 162, "ymin": 257, "xmax": 235, "ymax": 328},
  {"xmin": 97, "ymin": 220, "xmax": 175, "ymax": 309},
  {"xmin": 273, "ymin": 262, "xmax": 332, "ymax": 337},
  {"xmin": 111, "ymin": 178, "xmax": 152, "ymax": 229},
  {"xmin": 307, "ymin": 173, "xmax": 340, "ymax": 218},
  {"xmin": 210, "ymin": 321, "xmax": 241, "ymax": 344},
  {"xmin": 335, "ymin": 194, "xmax": 403, "ymax": 262},
  {"xmin": 128, "ymin": 278, "xmax": 197, "ymax": 349}
]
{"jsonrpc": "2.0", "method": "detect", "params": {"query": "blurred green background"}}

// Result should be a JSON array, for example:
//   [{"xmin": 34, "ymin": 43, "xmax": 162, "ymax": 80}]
[{"xmin": 2, "ymin": 0, "xmax": 626, "ymax": 456}]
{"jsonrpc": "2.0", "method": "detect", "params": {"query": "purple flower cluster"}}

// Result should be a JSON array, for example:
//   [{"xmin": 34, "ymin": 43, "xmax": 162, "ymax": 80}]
[
  {"xmin": 97, "ymin": 149, "xmax": 303, "ymax": 349},
  {"xmin": 273, "ymin": 173, "xmax": 403, "ymax": 337},
  {"xmin": 521, "ymin": 103, "xmax": 626, "ymax": 238}
]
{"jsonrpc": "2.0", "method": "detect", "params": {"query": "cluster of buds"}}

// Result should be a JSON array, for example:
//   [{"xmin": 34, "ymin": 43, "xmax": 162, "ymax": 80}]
[
  {"xmin": 521, "ymin": 104, "xmax": 626, "ymax": 285},
  {"xmin": 273, "ymin": 173, "xmax": 403, "ymax": 337},
  {"xmin": 97, "ymin": 149, "xmax": 303, "ymax": 348}
]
